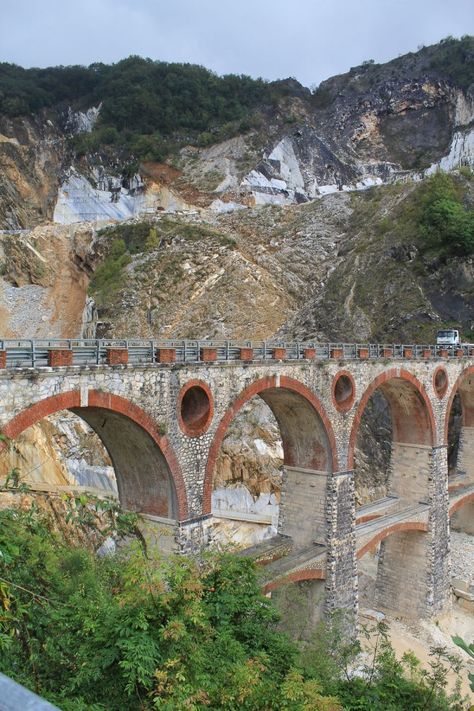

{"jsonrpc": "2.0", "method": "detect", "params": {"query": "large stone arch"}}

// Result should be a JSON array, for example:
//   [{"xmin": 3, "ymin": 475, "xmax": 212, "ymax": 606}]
[
  {"xmin": 348, "ymin": 369, "xmax": 436, "ymax": 468},
  {"xmin": 203, "ymin": 375, "xmax": 338, "ymax": 517},
  {"xmin": 444, "ymin": 366, "xmax": 474, "ymax": 485},
  {"xmin": 0, "ymin": 390, "xmax": 188, "ymax": 520},
  {"xmin": 348, "ymin": 369, "xmax": 436, "ymax": 505}
]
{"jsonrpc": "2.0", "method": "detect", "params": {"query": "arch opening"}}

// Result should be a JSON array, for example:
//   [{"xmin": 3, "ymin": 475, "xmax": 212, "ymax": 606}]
[
  {"xmin": 351, "ymin": 373, "xmax": 435, "ymax": 511},
  {"xmin": 1, "ymin": 391, "xmax": 185, "ymax": 522},
  {"xmin": 446, "ymin": 367, "xmax": 474, "ymax": 487},
  {"xmin": 357, "ymin": 525, "xmax": 429, "ymax": 618},
  {"xmin": 71, "ymin": 406, "xmax": 177, "ymax": 518},
  {"xmin": 206, "ymin": 377, "xmax": 336, "ymax": 550},
  {"xmin": 178, "ymin": 381, "xmax": 213, "ymax": 437}
]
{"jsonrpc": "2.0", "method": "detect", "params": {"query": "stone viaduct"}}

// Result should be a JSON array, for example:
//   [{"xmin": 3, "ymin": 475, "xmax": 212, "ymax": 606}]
[{"xmin": 0, "ymin": 339, "xmax": 473, "ymax": 628}]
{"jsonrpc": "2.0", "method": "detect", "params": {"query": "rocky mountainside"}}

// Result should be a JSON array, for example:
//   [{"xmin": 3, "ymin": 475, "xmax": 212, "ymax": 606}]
[
  {"xmin": 0, "ymin": 37, "xmax": 472, "ymax": 228},
  {"xmin": 0, "ymin": 39, "xmax": 473, "ymax": 537}
]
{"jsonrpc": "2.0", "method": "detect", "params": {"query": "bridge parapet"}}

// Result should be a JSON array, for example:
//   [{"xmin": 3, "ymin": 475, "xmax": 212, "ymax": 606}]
[{"xmin": 1, "ymin": 339, "xmax": 474, "ymax": 369}]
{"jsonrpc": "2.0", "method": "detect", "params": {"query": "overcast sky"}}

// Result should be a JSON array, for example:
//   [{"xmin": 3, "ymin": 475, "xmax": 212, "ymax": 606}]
[{"xmin": 1, "ymin": 0, "xmax": 472, "ymax": 87}]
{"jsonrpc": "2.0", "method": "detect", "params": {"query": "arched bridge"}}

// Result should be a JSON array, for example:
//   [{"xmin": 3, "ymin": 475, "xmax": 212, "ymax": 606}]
[{"xmin": 1, "ymin": 338, "xmax": 473, "ymax": 626}]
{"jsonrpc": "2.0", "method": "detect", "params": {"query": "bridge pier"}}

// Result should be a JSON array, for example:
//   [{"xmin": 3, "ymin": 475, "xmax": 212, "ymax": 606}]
[
  {"xmin": 375, "ymin": 529, "xmax": 430, "ymax": 616},
  {"xmin": 324, "ymin": 471, "xmax": 358, "ymax": 630},
  {"xmin": 278, "ymin": 466, "xmax": 328, "ymax": 546},
  {"xmin": 426, "ymin": 446, "xmax": 451, "ymax": 615}
]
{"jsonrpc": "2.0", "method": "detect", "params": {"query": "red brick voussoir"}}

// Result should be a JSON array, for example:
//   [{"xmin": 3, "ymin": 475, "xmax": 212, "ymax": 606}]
[
  {"xmin": 0, "ymin": 389, "xmax": 188, "ymax": 521},
  {"xmin": 202, "ymin": 375, "xmax": 338, "ymax": 516}
]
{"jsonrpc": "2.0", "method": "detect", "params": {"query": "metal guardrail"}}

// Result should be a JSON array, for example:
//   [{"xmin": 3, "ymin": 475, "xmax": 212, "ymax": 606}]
[
  {"xmin": 0, "ymin": 339, "xmax": 472, "ymax": 369},
  {"xmin": 0, "ymin": 672, "xmax": 60, "ymax": 710}
]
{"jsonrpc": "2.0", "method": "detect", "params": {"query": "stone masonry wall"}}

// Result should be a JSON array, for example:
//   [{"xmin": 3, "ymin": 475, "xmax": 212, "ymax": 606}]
[{"xmin": 0, "ymin": 357, "xmax": 473, "ymax": 622}]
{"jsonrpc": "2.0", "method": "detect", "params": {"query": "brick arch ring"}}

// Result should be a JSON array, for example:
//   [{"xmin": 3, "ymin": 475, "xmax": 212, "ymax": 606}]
[
  {"xmin": 449, "ymin": 491, "xmax": 474, "ymax": 518},
  {"xmin": 356, "ymin": 521, "xmax": 428, "ymax": 559},
  {"xmin": 202, "ymin": 374, "xmax": 338, "ymax": 516},
  {"xmin": 444, "ymin": 365, "xmax": 474, "ymax": 444},
  {"xmin": 0, "ymin": 389, "xmax": 188, "ymax": 520},
  {"xmin": 347, "ymin": 368, "xmax": 437, "ymax": 470},
  {"xmin": 263, "ymin": 567, "xmax": 326, "ymax": 594}
]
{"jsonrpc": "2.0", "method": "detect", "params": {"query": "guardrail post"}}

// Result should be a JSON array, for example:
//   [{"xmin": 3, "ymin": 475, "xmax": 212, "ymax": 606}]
[
  {"xmin": 48, "ymin": 349, "xmax": 74, "ymax": 367},
  {"xmin": 200, "ymin": 347, "xmax": 217, "ymax": 362},
  {"xmin": 31, "ymin": 339, "xmax": 35, "ymax": 368},
  {"xmin": 156, "ymin": 348, "xmax": 176, "ymax": 363},
  {"xmin": 106, "ymin": 348, "xmax": 129, "ymax": 365},
  {"xmin": 239, "ymin": 347, "xmax": 253, "ymax": 361},
  {"xmin": 0, "ymin": 351, "xmax": 6, "ymax": 368}
]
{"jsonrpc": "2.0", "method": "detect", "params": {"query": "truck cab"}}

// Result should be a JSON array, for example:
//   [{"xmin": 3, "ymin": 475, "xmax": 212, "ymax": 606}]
[{"xmin": 436, "ymin": 329, "xmax": 460, "ymax": 346}]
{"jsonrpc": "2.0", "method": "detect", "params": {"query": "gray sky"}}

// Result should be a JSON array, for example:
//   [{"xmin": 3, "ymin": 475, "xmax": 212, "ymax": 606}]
[{"xmin": 1, "ymin": 0, "xmax": 473, "ymax": 87}]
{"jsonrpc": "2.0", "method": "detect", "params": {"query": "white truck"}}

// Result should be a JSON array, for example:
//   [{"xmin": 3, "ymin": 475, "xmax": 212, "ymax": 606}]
[{"xmin": 436, "ymin": 329, "xmax": 461, "ymax": 346}]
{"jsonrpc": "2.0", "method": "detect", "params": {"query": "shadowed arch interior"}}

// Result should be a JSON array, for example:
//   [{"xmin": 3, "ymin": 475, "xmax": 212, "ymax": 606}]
[
  {"xmin": 258, "ymin": 387, "xmax": 331, "ymax": 471},
  {"xmin": 204, "ymin": 376, "xmax": 337, "ymax": 513},
  {"xmin": 203, "ymin": 375, "xmax": 337, "ymax": 549},
  {"xmin": 71, "ymin": 407, "xmax": 177, "ymax": 518},
  {"xmin": 445, "ymin": 367, "xmax": 474, "ymax": 484},
  {"xmin": 1, "ymin": 390, "xmax": 186, "ymax": 520},
  {"xmin": 349, "ymin": 370, "xmax": 436, "ymax": 469},
  {"xmin": 349, "ymin": 370, "xmax": 436, "ymax": 507}
]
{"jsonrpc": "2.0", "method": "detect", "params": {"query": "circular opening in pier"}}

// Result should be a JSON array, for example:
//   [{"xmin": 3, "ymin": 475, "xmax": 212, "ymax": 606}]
[
  {"xmin": 179, "ymin": 380, "xmax": 213, "ymax": 437},
  {"xmin": 434, "ymin": 367, "xmax": 448, "ymax": 399},
  {"xmin": 332, "ymin": 372, "xmax": 355, "ymax": 412}
]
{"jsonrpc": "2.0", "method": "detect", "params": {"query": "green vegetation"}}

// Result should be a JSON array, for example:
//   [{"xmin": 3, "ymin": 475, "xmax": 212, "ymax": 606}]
[
  {"xmin": 452, "ymin": 637, "xmax": 474, "ymax": 692},
  {"xmin": 387, "ymin": 172, "xmax": 474, "ymax": 257},
  {"xmin": 0, "ymin": 501, "xmax": 468, "ymax": 710},
  {"xmin": 419, "ymin": 173, "xmax": 474, "ymax": 256},
  {"xmin": 88, "ymin": 238, "xmax": 131, "ymax": 307},
  {"xmin": 88, "ymin": 219, "xmax": 235, "ymax": 308},
  {"xmin": 427, "ymin": 35, "xmax": 474, "ymax": 90},
  {"xmin": 0, "ymin": 57, "xmax": 283, "ymax": 162}
]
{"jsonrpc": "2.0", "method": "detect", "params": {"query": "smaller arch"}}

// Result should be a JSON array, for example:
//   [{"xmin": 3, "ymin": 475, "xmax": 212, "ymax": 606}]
[
  {"xmin": 1, "ymin": 390, "xmax": 188, "ymax": 520},
  {"xmin": 263, "ymin": 567, "xmax": 326, "ymax": 594},
  {"xmin": 348, "ymin": 368, "xmax": 437, "ymax": 469},
  {"xmin": 203, "ymin": 375, "xmax": 338, "ymax": 516},
  {"xmin": 332, "ymin": 370, "xmax": 356, "ymax": 413},
  {"xmin": 444, "ymin": 366, "xmax": 474, "ymax": 443},
  {"xmin": 177, "ymin": 379, "xmax": 214, "ymax": 437},
  {"xmin": 449, "ymin": 491, "xmax": 474, "ymax": 518},
  {"xmin": 433, "ymin": 367, "xmax": 448, "ymax": 399},
  {"xmin": 357, "ymin": 521, "xmax": 428, "ymax": 559}
]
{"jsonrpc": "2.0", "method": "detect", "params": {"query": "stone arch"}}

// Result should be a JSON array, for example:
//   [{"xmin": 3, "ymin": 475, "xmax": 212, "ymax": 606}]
[
  {"xmin": 263, "ymin": 567, "xmax": 326, "ymax": 594},
  {"xmin": 444, "ymin": 366, "xmax": 474, "ymax": 484},
  {"xmin": 348, "ymin": 369, "xmax": 436, "ymax": 469},
  {"xmin": 203, "ymin": 375, "xmax": 338, "ymax": 516},
  {"xmin": 444, "ymin": 366, "xmax": 474, "ymax": 440},
  {"xmin": 348, "ymin": 369, "xmax": 436, "ymax": 507},
  {"xmin": 449, "ymin": 491, "xmax": 474, "ymax": 536},
  {"xmin": 1, "ymin": 390, "xmax": 188, "ymax": 520},
  {"xmin": 357, "ymin": 521, "xmax": 428, "ymax": 559},
  {"xmin": 449, "ymin": 491, "xmax": 474, "ymax": 518},
  {"xmin": 357, "ymin": 522, "xmax": 430, "ymax": 617}
]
